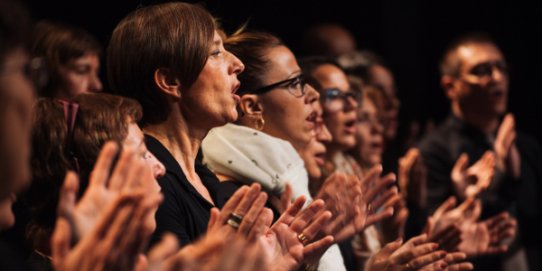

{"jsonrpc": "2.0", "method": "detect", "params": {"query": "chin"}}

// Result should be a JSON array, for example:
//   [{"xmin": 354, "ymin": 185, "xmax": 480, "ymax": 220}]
[{"xmin": 0, "ymin": 200, "xmax": 15, "ymax": 231}]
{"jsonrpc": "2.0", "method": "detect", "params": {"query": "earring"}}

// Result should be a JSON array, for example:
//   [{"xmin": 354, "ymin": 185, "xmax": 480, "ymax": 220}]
[{"xmin": 255, "ymin": 117, "xmax": 265, "ymax": 131}]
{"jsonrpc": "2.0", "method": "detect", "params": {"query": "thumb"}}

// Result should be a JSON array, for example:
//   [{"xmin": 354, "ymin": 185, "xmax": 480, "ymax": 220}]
[
  {"xmin": 57, "ymin": 171, "xmax": 79, "ymax": 219},
  {"xmin": 453, "ymin": 153, "xmax": 469, "ymax": 176}
]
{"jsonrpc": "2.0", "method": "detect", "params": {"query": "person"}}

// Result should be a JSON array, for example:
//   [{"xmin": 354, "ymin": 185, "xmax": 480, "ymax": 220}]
[
  {"xmin": 302, "ymin": 23, "xmax": 357, "ymax": 58},
  {"xmin": 24, "ymin": 93, "xmax": 165, "ymax": 267},
  {"xmin": 30, "ymin": 21, "xmax": 102, "ymax": 99},
  {"xmin": 107, "ymin": 1, "xmax": 250, "ymax": 246},
  {"xmin": 202, "ymin": 29, "xmax": 349, "ymax": 271},
  {"xmin": 417, "ymin": 33, "xmax": 541, "ymax": 270}
]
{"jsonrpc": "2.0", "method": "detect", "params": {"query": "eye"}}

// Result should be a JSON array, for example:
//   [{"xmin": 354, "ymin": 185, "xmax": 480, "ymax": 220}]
[
  {"xmin": 210, "ymin": 49, "xmax": 222, "ymax": 57},
  {"xmin": 470, "ymin": 63, "xmax": 492, "ymax": 76},
  {"xmin": 288, "ymin": 77, "xmax": 302, "ymax": 88}
]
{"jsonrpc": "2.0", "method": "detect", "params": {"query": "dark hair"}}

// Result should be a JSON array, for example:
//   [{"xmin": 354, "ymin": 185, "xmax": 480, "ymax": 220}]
[
  {"xmin": 298, "ymin": 56, "xmax": 343, "ymax": 91},
  {"xmin": 30, "ymin": 21, "xmax": 102, "ymax": 98},
  {"xmin": 107, "ymin": 2, "xmax": 215, "ymax": 125},
  {"xmin": 26, "ymin": 93, "xmax": 142, "ymax": 253},
  {"xmin": 439, "ymin": 33, "xmax": 498, "ymax": 77},
  {"xmin": 224, "ymin": 30, "xmax": 283, "ymax": 94},
  {"xmin": 336, "ymin": 50, "xmax": 383, "ymax": 83}
]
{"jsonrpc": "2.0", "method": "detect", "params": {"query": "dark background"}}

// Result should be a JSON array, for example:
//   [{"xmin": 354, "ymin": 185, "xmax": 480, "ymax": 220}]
[{"xmin": 23, "ymin": 0, "xmax": 542, "ymax": 142}]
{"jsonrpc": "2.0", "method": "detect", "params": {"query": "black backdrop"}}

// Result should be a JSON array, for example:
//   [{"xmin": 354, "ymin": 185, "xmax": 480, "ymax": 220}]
[{"xmin": 23, "ymin": 0, "xmax": 542, "ymax": 142}]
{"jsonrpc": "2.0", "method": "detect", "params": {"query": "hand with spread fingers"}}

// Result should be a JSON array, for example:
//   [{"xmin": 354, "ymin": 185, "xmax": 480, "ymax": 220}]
[
  {"xmin": 451, "ymin": 151, "xmax": 495, "ymax": 200},
  {"xmin": 58, "ymin": 141, "xmax": 160, "ymax": 241},
  {"xmin": 362, "ymin": 165, "xmax": 401, "ymax": 228},
  {"xmin": 365, "ymin": 234, "xmax": 449, "ymax": 271},
  {"xmin": 494, "ymin": 113, "xmax": 521, "ymax": 179},
  {"xmin": 398, "ymin": 148, "xmax": 427, "ymax": 209},
  {"xmin": 458, "ymin": 212, "xmax": 517, "ymax": 257},
  {"xmin": 52, "ymin": 189, "xmax": 162, "ymax": 271}
]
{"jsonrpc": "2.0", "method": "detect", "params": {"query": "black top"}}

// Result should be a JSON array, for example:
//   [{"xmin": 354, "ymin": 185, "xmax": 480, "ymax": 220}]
[
  {"xmin": 417, "ymin": 114, "xmax": 542, "ymax": 270},
  {"xmin": 146, "ymin": 135, "xmax": 227, "ymax": 246}
]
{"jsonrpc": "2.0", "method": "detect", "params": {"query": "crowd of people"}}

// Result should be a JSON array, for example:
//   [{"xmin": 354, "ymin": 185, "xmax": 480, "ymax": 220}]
[{"xmin": 1, "ymin": 0, "xmax": 540, "ymax": 270}]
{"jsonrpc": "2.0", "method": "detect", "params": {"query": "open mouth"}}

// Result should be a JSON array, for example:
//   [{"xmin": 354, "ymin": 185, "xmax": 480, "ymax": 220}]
[
  {"xmin": 306, "ymin": 111, "xmax": 317, "ymax": 122},
  {"xmin": 314, "ymin": 152, "xmax": 326, "ymax": 166},
  {"xmin": 232, "ymin": 82, "xmax": 240, "ymax": 94},
  {"xmin": 344, "ymin": 119, "xmax": 356, "ymax": 133}
]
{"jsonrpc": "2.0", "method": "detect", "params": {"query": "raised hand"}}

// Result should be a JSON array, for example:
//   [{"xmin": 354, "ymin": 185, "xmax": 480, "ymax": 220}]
[
  {"xmin": 365, "ymin": 234, "xmax": 448, "ymax": 271},
  {"xmin": 52, "ymin": 187, "xmax": 162, "ymax": 271},
  {"xmin": 58, "ymin": 141, "xmax": 161, "ymax": 241},
  {"xmin": 398, "ymin": 148, "xmax": 427, "ymax": 209},
  {"xmin": 494, "ymin": 113, "xmax": 521, "ymax": 179},
  {"xmin": 451, "ymin": 151, "xmax": 495, "ymax": 200}
]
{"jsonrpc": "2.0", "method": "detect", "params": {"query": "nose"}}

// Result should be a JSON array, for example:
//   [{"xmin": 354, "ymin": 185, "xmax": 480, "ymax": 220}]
[
  {"xmin": 305, "ymin": 84, "xmax": 320, "ymax": 104},
  {"xmin": 317, "ymin": 122, "xmax": 333, "ymax": 143},
  {"xmin": 344, "ymin": 95, "xmax": 358, "ymax": 112},
  {"xmin": 147, "ymin": 152, "xmax": 165, "ymax": 179},
  {"xmin": 371, "ymin": 118, "xmax": 384, "ymax": 135},
  {"xmin": 89, "ymin": 72, "xmax": 102, "ymax": 92},
  {"xmin": 229, "ymin": 51, "xmax": 245, "ymax": 75}
]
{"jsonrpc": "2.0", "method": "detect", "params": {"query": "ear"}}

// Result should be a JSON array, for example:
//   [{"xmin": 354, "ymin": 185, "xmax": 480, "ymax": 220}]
[
  {"xmin": 239, "ymin": 94, "xmax": 264, "ymax": 117},
  {"xmin": 441, "ymin": 75, "xmax": 458, "ymax": 100},
  {"xmin": 154, "ymin": 68, "xmax": 181, "ymax": 99}
]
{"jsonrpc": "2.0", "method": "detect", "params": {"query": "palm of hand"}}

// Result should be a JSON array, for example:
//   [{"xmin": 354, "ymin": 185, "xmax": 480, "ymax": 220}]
[
  {"xmin": 458, "ymin": 223, "xmax": 490, "ymax": 256},
  {"xmin": 259, "ymin": 223, "xmax": 303, "ymax": 271},
  {"xmin": 72, "ymin": 186, "xmax": 116, "ymax": 238}
]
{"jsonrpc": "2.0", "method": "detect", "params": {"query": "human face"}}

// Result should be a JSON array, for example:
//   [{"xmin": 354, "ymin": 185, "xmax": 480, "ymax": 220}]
[
  {"xmin": 299, "ymin": 102, "xmax": 332, "ymax": 179},
  {"xmin": 123, "ymin": 120, "xmax": 164, "ymax": 231},
  {"xmin": 259, "ymin": 46, "xmax": 319, "ymax": 150},
  {"xmin": 354, "ymin": 97, "xmax": 384, "ymax": 168},
  {"xmin": 0, "ymin": 48, "xmax": 36, "ymax": 230},
  {"xmin": 312, "ymin": 64, "xmax": 358, "ymax": 151},
  {"xmin": 182, "ymin": 31, "xmax": 244, "ymax": 131},
  {"xmin": 453, "ymin": 42, "xmax": 509, "ymax": 118},
  {"xmin": 55, "ymin": 53, "xmax": 102, "ymax": 100},
  {"xmin": 369, "ymin": 65, "xmax": 400, "ymax": 141}
]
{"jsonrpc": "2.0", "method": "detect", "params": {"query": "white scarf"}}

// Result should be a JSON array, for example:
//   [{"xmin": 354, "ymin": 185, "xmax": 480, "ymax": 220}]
[
  {"xmin": 202, "ymin": 123, "xmax": 346, "ymax": 271},
  {"xmin": 202, "ymin": 123, "xmax": 310, "ymax": 199}
]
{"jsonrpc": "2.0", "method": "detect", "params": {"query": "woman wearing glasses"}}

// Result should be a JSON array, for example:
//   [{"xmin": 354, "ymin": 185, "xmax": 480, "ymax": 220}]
[{"xmin": 202, "ymin": 30, "xmax": 356, "ymax": 271}]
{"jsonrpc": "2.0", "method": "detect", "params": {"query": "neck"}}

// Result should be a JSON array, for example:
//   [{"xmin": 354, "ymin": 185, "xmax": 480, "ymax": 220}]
[
  {"xmin": 452, "ymin": 103, "xmax": 499, "ymax": 135},
  {"xmin": 144, "ymin": 106, "xmax": 209, "ymax": 180}
]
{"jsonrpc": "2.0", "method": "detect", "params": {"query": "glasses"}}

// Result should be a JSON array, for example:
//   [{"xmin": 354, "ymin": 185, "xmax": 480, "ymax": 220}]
[
  {"xmin": 321, "ymin": 88, "xmax": 361, "ymax": 112},
  {"xmin": 468, "ymin": 60, "xmax": 508, "ymax": 78},
  {"xmin": 249, "ymin": 74, "xmax": 307, "ymax": 97}
]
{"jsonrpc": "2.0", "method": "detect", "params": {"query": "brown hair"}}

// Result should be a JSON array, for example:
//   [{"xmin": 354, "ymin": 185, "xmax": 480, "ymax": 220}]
[
  {"xmin": 224, "ymin": 30, "xmax": 283, "ymax": 94},
  {"xmin": 30, "ymin": 21, "xmax": 102, "ymax": 97},
  {"xmin": 439, "ymin": 33, "xmax": 499, "ymax": 77},
  {"xmin": 26, "ymin": 93, "xmax": 141, "ymax": 253},
  {"xmin": 107, "ymin": 2, "xmax": 215, "ymax": 125}
]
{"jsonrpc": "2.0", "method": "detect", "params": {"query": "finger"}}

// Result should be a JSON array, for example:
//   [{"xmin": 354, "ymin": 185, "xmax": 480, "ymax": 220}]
[
  {"xmin": 456, "ymin": 197, "xmax": 476, "ymax": 214},
  {"xmin": 370, "ymin": 187, "xmax": 400, "ymax": 212},
  {"xmin": 89, "ymin": 141, "xmax": 119, "ymax": 187},
  {"xmin": 433, "ymin": 197, "xmax": 457, "ymax": 220},
  {"xmin": 366, "ymin": 173, "xmax": 397, "ymax": 204},
  {"xmin": 247, "ymin": 207, "xmax": 273, "ymax": 241},
  {"xmin": 290, "ymin": 199, "xmax": 325, "ymax": 233},
  {"xmin": 281, "ymin": 183, "xmax": 293, "ymax": 209},
  {"xmin": 51, "ymin": 217, "xmax": 71, "ymax": 267},
  {"xmin": 452, "ymin": 153, "xmax": 469, "ymax": 176},
  {"xmin": 231, "ymin": 183, "xmax": 262, "ymax": 219},
  {"xmin": 303, "ymin": 235, "xmax": 334, "ymax": 257},
  {"xmin": 446, "ymin": 262, "xmax": 474, "ymax": 271},
  {"xmin": 407, "ymin": 250, "xmax": 447, "ymax": 269},
  {"xmin": 365, "ymin": 207, "xmax": 394, "ymax": 226},
  {"xmin": 109, "ymin": 148, "xmax": 137, "ymax": 191},
  {"xmin": 276, "ymin": 195, "xmax": 307, "ymax": 226},
  {"xmin": 418, "ymin": 260, "xmax": 448, "ymax": 271},
  {"xmin": 237, "ymin": 192, "xmax": 268, "ymax": 236},
  {"xmin": 361, "ymin": 165, "xmax": 383, "ymax": 194},
  {"xmin": 57, "ymin": 171, "xmax": 79, "ymax": 219},
  {"xmin": 218, "ymin": 185, "xmax": 249, "ymax": 224},
  {"xmin": 301, "ymin": 210, "xmax": 332, "ymax": 241},
  {"xmin": 392, "ymin": 242, "xmax": 438, "ymax": 264}
]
